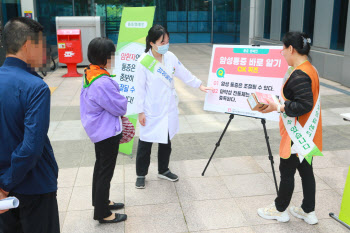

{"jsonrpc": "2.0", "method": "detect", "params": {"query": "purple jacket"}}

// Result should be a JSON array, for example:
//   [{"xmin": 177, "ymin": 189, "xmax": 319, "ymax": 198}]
[{"xmin": 80, "ymin": 76, "xmax": 127, "ymax": 143}]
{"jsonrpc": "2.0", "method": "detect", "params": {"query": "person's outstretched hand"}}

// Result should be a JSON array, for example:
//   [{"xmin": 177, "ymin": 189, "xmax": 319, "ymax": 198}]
[
  {"xmin": 199, "ymin": 84, "xmax": 213, "ymax": 93},
  {"xmin": 258, "ymin": 99, "xmax": 278, "ymax": 114},
  {"xmin": 0, "ymin": 188, "xmax": 9, "ymax": 214},
  {"xmin": 139, "ymin": 112, "xmax": 146, "ymax": 126}
]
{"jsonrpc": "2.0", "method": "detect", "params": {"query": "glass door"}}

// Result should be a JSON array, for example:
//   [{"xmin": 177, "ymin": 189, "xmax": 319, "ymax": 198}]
[
  {"xmin": 96, "ymin": 0, "xmax": 155, "ymax": 44},
  {"xmin": 1, "ymin": 0, "xmax": 21, "ymax": 25},
  {"xmin": 213, "ymin": 0, "xmax": 241, "ymax": 44},
  {"xmin": 165, "ymin": 0, "xmax": 187, "ymax": 43},
  {"xmin": 188, "ymin": 0, "xmax": 212, "ymax": 43}
]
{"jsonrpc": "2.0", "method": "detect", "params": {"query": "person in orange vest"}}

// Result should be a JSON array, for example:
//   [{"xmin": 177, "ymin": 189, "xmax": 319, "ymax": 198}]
[{"xmin": 257, "ymin": 31, "xmax": 322, "ymax": 225}]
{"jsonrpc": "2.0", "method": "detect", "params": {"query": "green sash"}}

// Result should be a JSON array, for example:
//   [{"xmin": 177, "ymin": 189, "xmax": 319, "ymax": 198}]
[
  {"xmin": 138, "ymin": 53, "xmax": 179, "ymax": 105},
  {"xmin": 281, "ymin": 67, "xmax": 323, "ymax": 165}
]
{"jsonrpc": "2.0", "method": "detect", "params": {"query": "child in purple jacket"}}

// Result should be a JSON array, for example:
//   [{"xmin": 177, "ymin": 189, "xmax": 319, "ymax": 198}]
[{"xmin": 80, "ymin": 37, "xmax": 127, "ymax": 224}]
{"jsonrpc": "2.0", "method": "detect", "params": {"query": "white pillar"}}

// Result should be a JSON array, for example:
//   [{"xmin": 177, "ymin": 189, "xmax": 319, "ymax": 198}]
[
  {"xmin": 249, "ymin": 0, "xmax": 256, "ymax": 44},
  {"xmin": 21, "ymin": 0, "xmax": 36, "ymax": 20}
]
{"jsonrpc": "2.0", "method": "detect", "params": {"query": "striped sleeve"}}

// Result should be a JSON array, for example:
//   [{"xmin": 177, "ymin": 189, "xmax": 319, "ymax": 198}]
[{"xmin": 284, "ymin": 70, "xmax": 314, "ymax": 117}]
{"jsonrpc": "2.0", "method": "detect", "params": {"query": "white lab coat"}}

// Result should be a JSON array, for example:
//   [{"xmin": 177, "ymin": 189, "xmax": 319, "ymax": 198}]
[{"xmin": 135, "ymin": 50, "xmax": 202, "ymax": 143}]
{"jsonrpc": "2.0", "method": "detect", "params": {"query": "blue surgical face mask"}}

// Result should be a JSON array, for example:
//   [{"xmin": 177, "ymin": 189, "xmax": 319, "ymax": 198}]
[{"xmin": 155, "ymin": 43, "xmax": 169, "ymax": 54}]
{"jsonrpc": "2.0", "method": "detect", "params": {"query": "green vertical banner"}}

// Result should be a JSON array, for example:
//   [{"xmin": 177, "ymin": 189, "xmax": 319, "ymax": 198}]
[
  {"xmin": 112, "ymin": 7, "xmax": 155, "ymax": 155},
  {"xmin": 339, "ymin": 166, "xmax": 350, "ymax": 225}
]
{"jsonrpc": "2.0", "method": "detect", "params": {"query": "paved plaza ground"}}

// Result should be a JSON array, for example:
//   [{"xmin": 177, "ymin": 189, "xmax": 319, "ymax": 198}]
[{"xmin": 44, "ymin": 44, "xmax": 350, "ymax": 232}]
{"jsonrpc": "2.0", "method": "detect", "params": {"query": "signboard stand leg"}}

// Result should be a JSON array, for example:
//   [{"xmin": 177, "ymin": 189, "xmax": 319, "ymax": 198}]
[
  {"xmin": 261, "ymin": 118, "xmax": 279, "ymax": 195},
  {"xmin": 202, "ymin": 114, "xmax": 279, "ymax": 196},
  {"xmin": 329, "ymin": 213, "xmax": 350, "ymax": 230},
  {"xmin": 202, "ymin": 114, "xmax": 235, "ymax": 176}
]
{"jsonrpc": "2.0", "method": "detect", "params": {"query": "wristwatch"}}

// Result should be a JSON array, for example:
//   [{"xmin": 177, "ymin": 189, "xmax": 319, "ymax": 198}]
[{"xmin": 277, "ymin": 104, "xmax": 283, "ymax": 113}]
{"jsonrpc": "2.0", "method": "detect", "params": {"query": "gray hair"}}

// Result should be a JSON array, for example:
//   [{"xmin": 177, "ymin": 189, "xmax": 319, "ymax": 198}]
[{"xmin": 3, "ymin": 17, "xmax": 44, "ymax": 55}]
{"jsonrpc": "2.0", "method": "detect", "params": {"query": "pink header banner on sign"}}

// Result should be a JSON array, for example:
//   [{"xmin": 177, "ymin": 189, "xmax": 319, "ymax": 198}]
[
  {"xmin": 204, "ymin": 45, "xmax": 289, "ymax": 121},
  {"xmin": 211, "ymin": 47, "xmax": 288, "ymax": 78}
]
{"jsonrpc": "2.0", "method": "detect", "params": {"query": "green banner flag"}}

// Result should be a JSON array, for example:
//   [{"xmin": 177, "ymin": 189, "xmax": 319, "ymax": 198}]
[
  {"xmin": 112, "ymin": 6, "xmax": 155, "ymax": 155},
  {"xmin": 339, "ymin": 166, "xmax": 350, "ymax": 225}
]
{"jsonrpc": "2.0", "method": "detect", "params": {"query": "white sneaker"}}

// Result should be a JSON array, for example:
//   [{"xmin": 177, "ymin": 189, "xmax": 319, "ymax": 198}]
[
  {"xmin": 257, "ymin": 203, "xmax": 290, "ymax": 223},
  {"xmin": 289, "ymin": 206, "xmax": 318, "ymax": 225}
]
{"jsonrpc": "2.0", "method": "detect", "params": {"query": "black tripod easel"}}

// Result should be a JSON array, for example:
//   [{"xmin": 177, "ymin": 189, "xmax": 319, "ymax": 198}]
[{"xmin": 201, "ymin": 113, "xmax": 279, "ymax": 195}]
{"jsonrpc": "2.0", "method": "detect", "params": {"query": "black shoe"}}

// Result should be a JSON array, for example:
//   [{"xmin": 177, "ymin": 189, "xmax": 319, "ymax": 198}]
[
  {"xmin": 158, "ymin": 170, "xmax": 179, "ymax": 182},
  {"xmin": 135, "ymin": 177, "xmax": 145, "ymax": 189},
  {"xmin": 99, "ymin": 213, "xmax": 127, "ymax": 224},
  {"xmin": 109, "ymin": 202, "xmax": 124, "ymax": 210}
]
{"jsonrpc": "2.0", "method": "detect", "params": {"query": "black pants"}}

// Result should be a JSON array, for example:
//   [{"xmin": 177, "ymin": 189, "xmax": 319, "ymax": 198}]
[
  {"xmin": 136, "ymin": 135, "xmax": 171, "ymax": 176},
  {"xmin": 275, "ymin": 154, "xmax": 316, "ymax": 213},
  {"xmin": 92, "ymin": 134, "xmax": 121, "ymax": 220},
  {"xmin": 0, "ymin": 191, "xmax": 59, "ymax": 233}
]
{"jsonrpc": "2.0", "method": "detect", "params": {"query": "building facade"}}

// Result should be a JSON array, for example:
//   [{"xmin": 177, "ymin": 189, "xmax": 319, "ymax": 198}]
[
  {"xmin": 18, "ymin": 0, "xmax": 241, "ymax": 46},
  {"xmin": 1, "ymin": 0, "xmax": 350, "ymax": 88},
  {"xmin": 247, "ymin": 0, "xmax": 350, "ymax": 87}
]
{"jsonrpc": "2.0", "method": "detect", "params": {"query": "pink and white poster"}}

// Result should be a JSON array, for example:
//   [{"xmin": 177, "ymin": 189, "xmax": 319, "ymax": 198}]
[{"xmin": 204, "ymin": 45, "xmax": 289, "ymax": 121}]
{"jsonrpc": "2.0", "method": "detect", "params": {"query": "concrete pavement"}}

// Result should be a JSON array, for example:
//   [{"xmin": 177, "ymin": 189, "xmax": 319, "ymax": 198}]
[{"xmin": 44, "ymin": 44, "xmax": 350, "ymax": 232}]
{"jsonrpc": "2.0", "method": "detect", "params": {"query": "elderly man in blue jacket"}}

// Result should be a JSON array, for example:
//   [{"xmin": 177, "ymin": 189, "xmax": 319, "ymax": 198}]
[{"xmin": 0, "ymin": 17, "xmax": 59, "ymax": 232}]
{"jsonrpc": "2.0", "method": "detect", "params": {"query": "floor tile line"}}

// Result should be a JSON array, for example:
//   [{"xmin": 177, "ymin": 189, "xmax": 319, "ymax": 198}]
[
  {"xmin": 121, "ymin": 155, "xmax": 127, "ymax": 231},
  {"xmin": 174, "ymin": 180, "xmax": 191, "ymax": 233},
  {"xmin": 190, "ymin": 225, "xmax": 256, "ymax": 233},
  {"xmin": 231, "ymin": 197, "xmax": 251, "ymax": 228},
  {"xmin": 77, "ymin": 149, "xmax": 86, "ymax": 171},
  {"xmin": 218, "ymin": 172, "xmax": 270, "ymax": 177},
  {"xmin": 68, "ymin": 81, "xmax": 83, "ymax": 106},
  {"xmin": 122, "ymin": 175, "xmax": 221, "ymax": 183},
  {"xmin": 313, "ymin": 172, "xmax": 344, "ymax": 196},
  {"xmin": 49, "ymin": 122, "xmax": 60, "ymax": 137},
  {"xmin": 124, "ymin": 201, "xmax": 184, "ymax": 209},
  {"xmin": 63, "ymin": 169, "xmax": 80, "ymax": 229},
  {"xmin": 320, "ymin": 82, "xmax": 350, "ymax": 96},
  {"xmin": 124, "ymin": 200, "xmax": 180, "ymax": 208}
]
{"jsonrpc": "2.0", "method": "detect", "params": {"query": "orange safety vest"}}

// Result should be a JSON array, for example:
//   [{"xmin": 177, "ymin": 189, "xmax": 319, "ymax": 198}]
[{"xmin": 279, "ymin": 61, "xmax": 322, "ymax": 159}]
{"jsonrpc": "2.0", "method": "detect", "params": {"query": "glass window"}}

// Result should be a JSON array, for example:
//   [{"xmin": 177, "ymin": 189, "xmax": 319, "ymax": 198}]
[
  {"xmin": 280, "ymin": 0, "xmax": 291, "ymax": 40},
  {"xmin": 330, "ymin": 0, "xmax": 349, "ymax": 51},
  {"xmin": 303, "ymin": 0, "xmax": 316, "ymax": 43},
  {"xmin": 165, "ymin": 0, "xmax": 187, "ymax": 43},
  {"xmin": 213, "ymin": 0, "xmax": 240, "ymax": 44},
  {"xmin": 95, "ymin": 2, "xmax": 106, "ymax": 18},
  {"xmin": 36, "ymin": 0, "xmax": 92, "ymax": 57},
  {"xmin": 263, "ymin": 0, "xmax": 272, "ymax": 39},
  {"xmin": 35, "ymin": 0, "xmax": 243, "ymax": 45},
  {"xmin": 1, "ymin": 0, "xmax": 21, "ymax": 25},
  {"xmin": 2, "ymin": 0, "xmax": 19, "ymax": 23},
  {"xmin": 55, "ymin": 0, "xmax": 74, "ymax": 16},
  {"xmin": 75, "ymin": 0, "xmax": 94, "ymax": 16},
  {"xmin": 188, "ymin": 0, "xmax": 211, "ymax": 43},
  {"xmin": 153, "ymin": 0, "xmax": 166, "ymax": 25},
  {"xmin": 95, "ymin": 0, "xmax": 154, "ymax": 43},
  {"xmin": 36, "ymin": 0, "xmax": 66, "ymax": 49}
]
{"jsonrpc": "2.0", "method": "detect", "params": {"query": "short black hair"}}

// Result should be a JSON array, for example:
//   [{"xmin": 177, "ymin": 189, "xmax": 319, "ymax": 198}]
[
  {"xmin": 3, "ymin": 17, "xmax": 44, "ymax": 55},
  {"xmin": 145, "ymin": 24, "xmax": 169, "ymax": 52},
  {"xmin": 87, "ymin": 37, "xmax": 115, "ymax": 66},
  {"xmin": 282, "ymin": 32, "xmax": 311, "ymax": 58}
]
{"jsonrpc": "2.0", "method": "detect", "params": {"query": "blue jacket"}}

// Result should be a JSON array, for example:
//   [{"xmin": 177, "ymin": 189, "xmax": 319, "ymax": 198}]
[{"xmin": 0, "ymin": 57, "xmax": 58, "ymax": 195}]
